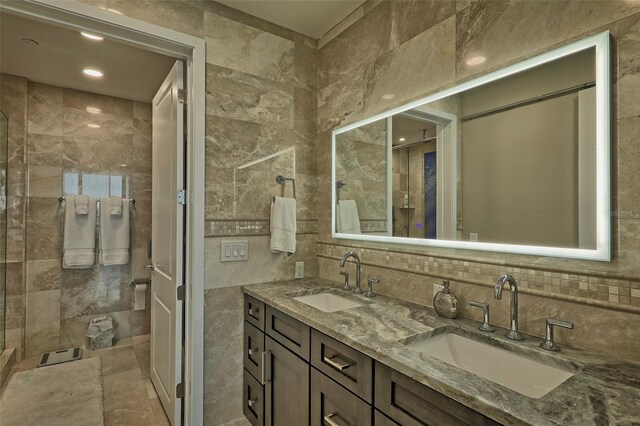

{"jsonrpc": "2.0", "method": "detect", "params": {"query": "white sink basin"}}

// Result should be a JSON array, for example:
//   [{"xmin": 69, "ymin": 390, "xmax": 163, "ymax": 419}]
[
  {"xmin": 294, "ymin": 292, "xmax": 363, "ymax": 313},
  {"xmin": 406, "ymin": 332, "xmax": 574, "ymax": 398}
]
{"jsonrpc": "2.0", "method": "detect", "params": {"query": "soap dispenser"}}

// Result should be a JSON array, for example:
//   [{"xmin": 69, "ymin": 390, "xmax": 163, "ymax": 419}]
[{"xmin": 433, "ymin": 280, "xmax": 459, "ymax": 319}]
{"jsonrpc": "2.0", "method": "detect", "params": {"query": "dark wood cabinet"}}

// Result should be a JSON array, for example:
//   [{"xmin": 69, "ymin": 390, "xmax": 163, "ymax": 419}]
[
  {"xmin": 311, "ymin": 329, "xmax": 373, "ymax": 403},
  {"xmin": 264, "ymin": 335, "xmax": 310, "ymax": 426},
  {"xmin": 375, "ymin": 363, "xmax": 500, "ymax": 426},
  {"xmin": 310, "ymin": 367, "xmax": 372, "ymax": 426},
  {"xmin": 266, "ymin": 305, "xmax": 310, "ymax": 361},
  {"xmin": 243, "ymin": 296, "xmax": 503, "ymax": 426}
]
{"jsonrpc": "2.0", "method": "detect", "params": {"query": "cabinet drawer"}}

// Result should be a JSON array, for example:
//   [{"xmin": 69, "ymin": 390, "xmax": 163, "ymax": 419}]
[
  {"xmin": 375, "ymin": 363, "xmax": 495, "ymax": 426},
  {"xmin": 265, "ymin": 305, "xmax": 310, "ymax": 361},
  {"xmin": 244, "ymin": 294, "xmax": 265, "ymax": 331},
  {"xmin": 311, "ymin": 329, "xmax": 373, "ymax": 403},
  {"xmin": 375, "ymin": 410, "xmax": 399, "ymax": 426},
  {"xmin": 311, "ymin": 368, "xmax": 372, "ymax": 426},
  {"xmin": 244, "ymin": 321, "xmax": 265, "ymax": 383},
  {"xmin": 243, "ymin": 369, "xmax": 264, "ymax": 426}
]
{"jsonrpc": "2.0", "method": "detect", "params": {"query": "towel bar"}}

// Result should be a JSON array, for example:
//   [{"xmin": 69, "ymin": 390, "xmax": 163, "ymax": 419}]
[{"xmin": 59, "ymin": 196, "xmax": 135, "ymax": 205}]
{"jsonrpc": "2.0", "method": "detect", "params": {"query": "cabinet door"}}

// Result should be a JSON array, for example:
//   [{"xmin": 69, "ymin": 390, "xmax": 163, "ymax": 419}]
[
  {"xmin": 265, "ymin": 336, "xmax": 310, "ymax": 426},
  {"xmin": 374, "ymin": 410, "xmax": 399, "ymax": 426},
  {"xmin": 311, "ymin": 368, "xmax": 372, "ymax": 426},
  {"xmin": 375, "ymin": 363, "xmax": 493, "ymax": 426}
]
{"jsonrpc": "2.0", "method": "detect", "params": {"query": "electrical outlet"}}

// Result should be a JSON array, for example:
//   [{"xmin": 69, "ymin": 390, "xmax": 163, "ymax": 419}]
[
  {"xmin": 470, "ymin": 232, "xmax": 479, "ymax": 242},
  {"xmin": 295, "ymin": 262, "xmax": 304, "ymax": 279},
  {"xmin": 433, "ymin": 283, "xmax": 444, "ymax": 295}
]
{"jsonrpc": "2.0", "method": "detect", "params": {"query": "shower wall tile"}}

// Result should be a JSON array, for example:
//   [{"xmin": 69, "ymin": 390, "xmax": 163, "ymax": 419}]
[
  {"xmin": 26, "ymin": 259, "xmax": 61, "ymax": 292},
  {"xmin": 204, "ymin": 12, "xmax": 294, "ymax": 84},
  {"xmin": 391, "ymin": 0, "xmax": 456, "ymax": 46},
  {"xmin": 25, "ymin": 289, "xmax": 60, "ymax": 356},
  {"xmin": 63, "ymin": 88, "xmax": 133, "ymax": 117},
  {"xmin": 6, "ymin": 262, "xmax": 23, "ymax": 297},
  {"xmin": 28, "ymin": 82, "xmax": 62, "ymax": 107},
  {"xmin": 26, "ymin": 165, "xmax": 62, "ymax": 198},
  {"xmin": 293, "ymin": 33, "xmax": 318, "ymax": 91},
  {"xmin": 26, "ymin": 134, "xmax": 63, "ymax": 167},
  {"xmin": 25, "ymin": 197, "xmax": 61, "ymax": 261}
]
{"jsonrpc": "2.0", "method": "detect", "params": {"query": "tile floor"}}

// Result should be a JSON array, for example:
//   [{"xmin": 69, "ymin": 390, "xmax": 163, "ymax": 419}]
[{"xmin": 5, "ymin": 334, "xmax": 169, "ymax": 426}]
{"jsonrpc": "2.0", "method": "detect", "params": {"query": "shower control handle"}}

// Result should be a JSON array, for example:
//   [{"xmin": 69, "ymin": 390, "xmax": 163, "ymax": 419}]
[{"xmin": 145, "ymin": 264, "xmax": 155, "ymax": 271}]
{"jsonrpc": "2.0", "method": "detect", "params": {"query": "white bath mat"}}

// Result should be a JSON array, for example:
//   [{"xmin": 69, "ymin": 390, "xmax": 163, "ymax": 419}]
[{"xmin": 0, "ymin": 357, "xmax": 104, "ymax": 425}]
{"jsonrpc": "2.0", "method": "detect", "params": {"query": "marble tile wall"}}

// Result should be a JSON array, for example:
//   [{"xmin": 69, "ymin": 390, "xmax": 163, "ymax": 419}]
[
  {"xmin": 317, "ymin": 0, "xmax": 640, "ymax": 361},
  {"xmin": 23, "ymin": 81, "xmax": 152, "ymax": 357},
  {"xmin": 0, "ymin": 74, "xmax": 27, "ymax": 359}
]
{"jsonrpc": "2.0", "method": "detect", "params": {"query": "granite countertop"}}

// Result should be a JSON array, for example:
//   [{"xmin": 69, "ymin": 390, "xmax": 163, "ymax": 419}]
[{"xmin": 242, "ymin": 278, "xmax": 640, "ymax": 426}]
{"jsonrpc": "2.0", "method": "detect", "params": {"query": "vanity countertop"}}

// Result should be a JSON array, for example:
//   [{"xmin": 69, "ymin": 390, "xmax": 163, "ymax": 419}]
[{"xmin": 242, "ymin": 278, "xmax": 640, "ymax": 426}]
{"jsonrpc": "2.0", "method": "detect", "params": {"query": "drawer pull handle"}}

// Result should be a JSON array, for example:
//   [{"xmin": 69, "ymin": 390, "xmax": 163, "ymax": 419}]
[
  {"xmin": 248, "ymin": 306, "xmax": 259, "ymax": 317},
  {"xmin": 323, "ymin": 355, "xmax": 352, "ymax": 371},
  {"xmin": 248, "ymin": 398, "xmax": 258, "ymax": 408},
  {"xmin": 248, "ymin": 347, "xmax": 258, "ymax": 356},
  {"xmin": 324, "ymin": 413, "xmax": 349, "ymax": 426}
]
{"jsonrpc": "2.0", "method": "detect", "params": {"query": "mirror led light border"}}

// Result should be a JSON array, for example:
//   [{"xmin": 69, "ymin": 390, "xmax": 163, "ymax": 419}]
[{"xmin": 331, "ymin": 31, "xmax": 611, "ymax": 262}]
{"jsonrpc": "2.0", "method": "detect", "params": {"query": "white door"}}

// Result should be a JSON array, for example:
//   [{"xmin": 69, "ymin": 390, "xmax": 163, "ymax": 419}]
[{"xmin": 150, "ymin": 60, "xmax": 185, "ymax": 425}]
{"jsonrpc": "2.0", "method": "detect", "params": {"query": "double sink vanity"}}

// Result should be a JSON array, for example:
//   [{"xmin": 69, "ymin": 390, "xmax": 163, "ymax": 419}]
[{"xmin": 241, "ymin": 276, "xmax": 640, "ymax": 425}]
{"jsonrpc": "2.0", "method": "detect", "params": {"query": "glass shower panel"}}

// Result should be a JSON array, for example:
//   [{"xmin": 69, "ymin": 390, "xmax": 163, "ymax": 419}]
[{"xmin": 0, "ymin": 110, "xmax": 8, "ymax": 351}]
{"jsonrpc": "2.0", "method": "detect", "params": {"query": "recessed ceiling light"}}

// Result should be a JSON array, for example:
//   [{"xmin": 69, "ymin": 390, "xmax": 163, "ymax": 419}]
[
  {"xmin": 81, "ymin": 32, "xmax": 104, "ymax": 41},
  {"xmin": 466, "ymin": 56, "xmax": 486, "ymax": 66},
  {"xmin": 88, "ymin": 123, "xmax": 100, "ymax": 129},
  {"xmin": 382, "ymin": 93, "xmax": 395, "ymax": 100},
  {"xmin": 399, "ymin": 137, "xmax": 406, "ymax": 142},
  {"xmin": 21, "ymin": 38, "xmax": 39, "ymax": 47},
  {"xmin": 86, "ymin": 107, "xmax": 101, "ymax": 114},
  {"xmin": 83, "ymin": 68, "xmax": 104, "ymax": 78}
]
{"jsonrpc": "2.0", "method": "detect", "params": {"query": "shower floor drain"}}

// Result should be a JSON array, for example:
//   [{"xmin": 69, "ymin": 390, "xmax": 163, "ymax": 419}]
[{"xmin": 38, "ymin": 347, "xmax": 82, "ymax": 367}]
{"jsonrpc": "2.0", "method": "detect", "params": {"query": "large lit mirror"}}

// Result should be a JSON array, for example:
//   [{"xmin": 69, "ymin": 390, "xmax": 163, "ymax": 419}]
[{"xmin": 332, "ymin": 32, "xmax": 610, "ymax": 261}]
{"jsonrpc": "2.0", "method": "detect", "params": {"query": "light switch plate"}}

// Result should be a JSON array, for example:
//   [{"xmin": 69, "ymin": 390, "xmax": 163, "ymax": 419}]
[
  {"xmin": 295, "ymin": 262, "xmax": 304, "ymax": 279},
  {"xmin": 220, "ymin": 240, "xmax": 249, "ymax": 262}
]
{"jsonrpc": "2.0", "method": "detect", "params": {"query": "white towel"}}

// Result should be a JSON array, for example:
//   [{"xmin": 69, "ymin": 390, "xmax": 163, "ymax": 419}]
[
  {"xmin": 270, "ymin": 196, "xmax": 296, "ymax": 254},
  {"xmin": 109, "ymin": 196, "xmax": 122, "ymax": 215},
  {"xmin": 74, "ymin": 194, "xmax": 89, "ymax": 215},
  {"xmin": 337, "ymin": 200, "xmax": 361, "ymax": 234},
  {"xmin": 63, "ymin": 195, "xmax": 96, "ymax": 269},
  {"xmin": 99, "ymin": 197, "xmax": 130, "ymax": 265}
]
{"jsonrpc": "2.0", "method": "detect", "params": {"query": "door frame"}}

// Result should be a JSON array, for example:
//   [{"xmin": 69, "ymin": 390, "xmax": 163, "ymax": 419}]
[{"xmin": 0, "ymin": 1, "xmax": 206, "ymax": 424}]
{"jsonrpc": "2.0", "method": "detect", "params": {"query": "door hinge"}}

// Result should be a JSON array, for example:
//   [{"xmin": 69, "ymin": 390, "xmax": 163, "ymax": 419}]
[
  {"xmin": 178, "ymin": 89, "xmax": 186, "ymax": 104},
  {"xmin": 177, "ymin": 189, "xmax": 186, "ymax": 205},
  {"xmin": 177, "ymin": 285, "xmax": 184, "ymax": 301},
  {"xmin": 176, "ymin": 382, "xmax": 185, "ymax": 399}
]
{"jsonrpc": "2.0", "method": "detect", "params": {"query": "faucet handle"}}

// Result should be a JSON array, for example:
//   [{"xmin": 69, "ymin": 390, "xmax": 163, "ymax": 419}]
[
  {"xmin": 469, "ymin": 301, "xmax": 495, "ymax": 332},
  {"xmin": 365, "ymin": 278, "xmax": 379, "ymax": 298},
  {"xmin": 339, "ymin": 271, "xmax": 350, "ymax": 290},
  {"xmin": 540, "ymin": 318, "xmax": 574, "ymax": 352}
]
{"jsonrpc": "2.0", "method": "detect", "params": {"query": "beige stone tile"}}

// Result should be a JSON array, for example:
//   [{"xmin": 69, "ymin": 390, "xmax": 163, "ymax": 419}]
[
  {"xmin": 203, "ymin": 0, "xmax": 294, "ymax": 41},
  {"xmin": 611, "ymin": 13, "xmax": 640, "ymax": 120},
  {"xmin": 28, "ymin": 101, "xmax": 63, "ymax": 136},
  {"xmin": 391, "ymin": 0, "xmax": 456, "ymax": 46},
  {"xmin": 317, "ymin": 69, "xmax": 365, "ymax": 133},
  {"xmin": 62, "ymin": 88, "xmax": 133, "ymax": 117},
  {"xmin": 204, "ymin": 12, "xmax": 294, "ymax": 84},
  {"xmin": 60, "ymin": 274, "xmax": 131, "ymax": 319},
  {"xmin": 150, "ymin": 396, "xmax": 171, "ymax": 426},
  {"xmin": 25, "ymin": 289, "xmax": 61, "ymax": 356},
  {"xmin": 133, "ymin": 340, "xmax": 150, "ymax": 378},
  {"xmin": 27, "ymin": 133, "xmax": 63, "ymax": 167},
  {"xmin": 103, "ymin": 367, "xmax": 156, "ymax": 426},
  {"xmin": 6, "ymin": 262, "xmax": 23, "ymax": 297},
  {"xmin": 101, "ymin": 346, "xmax": 140, "ymax": 376},
  {"xmin": 26, "ymin": 258, "xmax": 61, "ymax": 292},
  {"xmin": 363, "ymin": 16, "xmax": 456, "ymax": 116},
  {"xmin": 205, "ymin": 64, "xmax": 294, "ymax": 128},
  {"xmin": 293, "ymin": 33, "xmax": 317, "ymax": 90},
  {"xmin": 27, "ymin": 165, "xmax": 61, "ymax": 197},
  {"xmin": 28, "ymin": 82, "xmax": 62, "ymax": 106},
  {"xmin": 106, "ymin": 0, "xmax": 204, "ymax": 38},
  {"xmin": 26, "ymin": 197, "xmax": 61, "ymax": 261}
]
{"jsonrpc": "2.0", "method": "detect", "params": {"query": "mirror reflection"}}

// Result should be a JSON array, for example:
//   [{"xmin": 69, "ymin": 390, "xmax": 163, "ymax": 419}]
[{"xmin": 334, "ymin": 47, "xmax": 598, "ymax": 250}]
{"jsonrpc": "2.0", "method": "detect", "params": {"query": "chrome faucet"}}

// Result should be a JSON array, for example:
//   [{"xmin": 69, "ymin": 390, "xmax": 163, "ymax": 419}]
[
  {"xmin": 494, "ymin": 275, "xmax": 524, "ymax": 341},
  {"xmin": 340, "ymin": 252, "xmax": 362, "ymax": 294}
]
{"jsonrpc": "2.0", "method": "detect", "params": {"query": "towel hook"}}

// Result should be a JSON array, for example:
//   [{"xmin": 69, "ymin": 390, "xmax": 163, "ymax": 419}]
[{"xmin": 275, "ymin": 175, "xmax": 296, "ymax": 199}]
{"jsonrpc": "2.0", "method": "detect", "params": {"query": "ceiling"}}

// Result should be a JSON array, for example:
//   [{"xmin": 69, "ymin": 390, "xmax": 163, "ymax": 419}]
[
  {"xmin": 216, "ymin": 0, "xmax": 366, "ymax": 39},
  {"xmin": 0, "ymin": 12, "xmax": 176, "ymax": 102}
]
